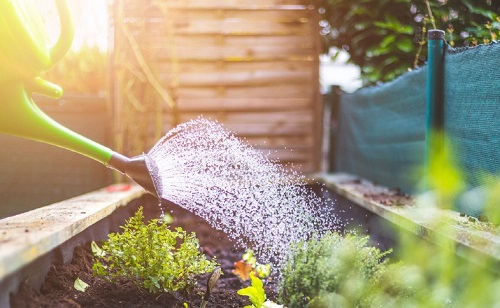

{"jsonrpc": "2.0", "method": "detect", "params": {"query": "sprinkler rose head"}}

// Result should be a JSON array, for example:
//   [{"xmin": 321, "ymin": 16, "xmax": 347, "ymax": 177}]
[{"xmin": 108, "ymin": 153, "xmax": 160, "ymax": 199}]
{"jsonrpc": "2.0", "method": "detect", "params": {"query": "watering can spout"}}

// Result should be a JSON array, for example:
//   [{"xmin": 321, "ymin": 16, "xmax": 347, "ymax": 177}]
[{"xmin": 108, "ymin": 153, "xmax": 160, "ymax": 199}]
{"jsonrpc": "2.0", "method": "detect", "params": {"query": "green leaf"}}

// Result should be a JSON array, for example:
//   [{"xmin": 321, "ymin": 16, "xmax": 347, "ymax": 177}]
[
  {"xmin": 396, "ymin": 37, "xmax": 414, "ymax": 53},
  {"xmin": 380, "ymin": 35, "xmax": 396, "ymax": 48},
  {"xmin": 74, "ymin": 277, "xmax": 89, "ymax": 292},
  {"xmin": 91, "ymin": 241, "xmax": 105, "ymax": 257},
  {"xmin": 464, "ymin": 2, "xmax": 498, "ymax": 20},
  {"xmin": 237, "ymin": 274, "xmax": 266, "ymax": 307},
  {"xmin": 238, "ymin": 287, "xmax": 262, "ymax": 306}
]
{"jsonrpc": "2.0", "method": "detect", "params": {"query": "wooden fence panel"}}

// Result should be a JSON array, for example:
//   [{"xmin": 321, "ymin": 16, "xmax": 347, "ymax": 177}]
[{"xmin": 112, "ymin": 0, "xmax": 321, "ymax": 172}]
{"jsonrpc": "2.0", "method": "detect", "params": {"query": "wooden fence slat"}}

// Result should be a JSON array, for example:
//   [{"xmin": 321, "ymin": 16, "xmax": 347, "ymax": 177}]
[
  {"xmin": 159, "ymin": 70, "xmax": 312, "ymax": 87},
  {"xmin": 176, "ymin": 84, "xmax": 315, "ymax": 99},
  {"xmin": 176, "ymin": 98, "xmax": 312, "ymax": 111},
  {"xmin": 215, "ymin": 123, "xmax": 313, "ymax": 137},
  {"xmin": 129, "ymin": 22, "xmax": 312, "ymax": 36},
  {"xmin": 153, "ymin": 46, "xmax": 312, "ymax": 62},
  {"xmin": 138, "ymin": 34, "xmax": 313, "ymax": 48},
  {"xmin": 142, "ymin": 0, "xmax": 309, "ymax": 8},
  {"xmin": 179, "ymin": 110, "xmax": 314, "ymax": 124},
  {"xmin": 262, "ymin": 148, "xmax": 311, "ymax": 161},
  {"xmin": 158, "ymin": 60, "xmax": 312, "ymax": 73},
  {"xmin": 123, "ymin": 7, "xmax": 312, "ymax": 21},
  {"xmin": 245, "ymin": 135, "xmax": 314, "ymax": 147}
]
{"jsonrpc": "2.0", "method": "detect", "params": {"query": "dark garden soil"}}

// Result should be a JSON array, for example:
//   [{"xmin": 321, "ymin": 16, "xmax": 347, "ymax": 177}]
[{"xmin": 10, "ymin": 202, "xmax": 278, "ymax": 307}]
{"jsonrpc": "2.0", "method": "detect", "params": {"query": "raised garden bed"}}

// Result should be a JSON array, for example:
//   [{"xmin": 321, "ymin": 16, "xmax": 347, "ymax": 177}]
[
  {"xmin": 2, "ymin": 174, "xmax": 500, "ymax": 307},
  {"xmin": 10, "ymin": 198, "xmax": 266, "ymax": 307}
]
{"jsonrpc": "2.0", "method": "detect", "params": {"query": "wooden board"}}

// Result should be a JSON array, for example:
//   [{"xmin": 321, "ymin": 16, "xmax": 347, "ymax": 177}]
[
  {"xmin": 159, "ymin": 70, "xmax": 313, "ymax": 87},
  {"xmin": 123, "ymin": 0, "xmax": 309, "ymax": 9},
  {"xmin": 124, "ymin": 7, "xmax": 312, "ymax": 21},
  {"xmin": 176, "ymin": 98, "xmax": 312, "ymax": 111},
  {"xmin": 0, "ymin": 185, "xmax": 145, "ymax": 279},
  {"xmin": 138, "ymin": 34, "xmax": 314, "ymax": 49},
  {"xmin": 175, "ymin": 84, "xmax": 315, "ymax": 99},
  {"xmin": 316, "ymin": 173, "xmax": 500, "ymax": 266},
  {"xmin": 153, "ymin": 45, "xmax": 313, "ymax": 62}
]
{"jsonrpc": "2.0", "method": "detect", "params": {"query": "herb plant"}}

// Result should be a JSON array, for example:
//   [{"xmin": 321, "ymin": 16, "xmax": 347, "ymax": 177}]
[
  {"xmin": 92, "ymin": 207, "xmax": 218, "ymax": 293},
  {"xmin": 278, "ymin": 232, "xmax": 417, "ymax": 308}
]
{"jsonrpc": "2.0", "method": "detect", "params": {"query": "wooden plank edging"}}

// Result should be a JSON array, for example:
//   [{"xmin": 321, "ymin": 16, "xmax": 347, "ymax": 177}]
[
  {"xmin": 314, "ymin": 173, "xmax": 500, "ymax": 266},
  {"xmin": 0, "ymin": 185, "xmax": 146, "ymax": 279}
]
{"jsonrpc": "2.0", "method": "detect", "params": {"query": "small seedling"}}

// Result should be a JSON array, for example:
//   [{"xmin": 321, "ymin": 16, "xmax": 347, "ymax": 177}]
[{"xmin": 238, "ymin": 273, "xmax": 283, "ymax": 308}]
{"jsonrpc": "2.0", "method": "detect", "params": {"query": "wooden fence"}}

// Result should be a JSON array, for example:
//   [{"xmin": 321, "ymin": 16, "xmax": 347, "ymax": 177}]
[{"xmin": 111, "ymin": 0, "xmax": 322, "ymax": 172}]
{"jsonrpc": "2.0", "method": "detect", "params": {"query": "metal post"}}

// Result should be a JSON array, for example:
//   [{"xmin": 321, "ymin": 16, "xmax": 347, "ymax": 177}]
[
  {"xmin": 425, "ymin": 29, "xmax": 446, "ymax": 181},
  {"xmin": 326, "ymin": 85, "xmax": 341, "ymax": 172}
]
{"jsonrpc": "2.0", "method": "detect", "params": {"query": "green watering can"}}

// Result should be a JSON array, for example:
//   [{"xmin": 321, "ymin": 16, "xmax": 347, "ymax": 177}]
[{"xmin": 0, "ymin": 0, "xmax": 159, "ymax": 198}]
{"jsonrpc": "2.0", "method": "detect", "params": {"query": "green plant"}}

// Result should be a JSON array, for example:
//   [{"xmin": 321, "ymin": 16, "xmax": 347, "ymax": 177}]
[
  {"xmin": 92, "ymin": 207, "xmax": 218, "ymax": 293},
  {"xmin": 238, "ymin": 273, "xmax": 283, "ymax": 308},
  {"xmin": 278, "ymin": 232, "xmax": 419, "ymax": 308}
]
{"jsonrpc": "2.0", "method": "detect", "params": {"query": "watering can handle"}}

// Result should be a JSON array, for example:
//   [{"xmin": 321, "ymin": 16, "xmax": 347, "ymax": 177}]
[
  {"xmin": 0, "ymin": 0, "xmax": 114, "ymax": 165},
  {"xmin": 0, "ymin": 1, "xmax": 160, "ymax": 198},
  {"xmin": 50, "ymin": 0, "xmax": 74, "ymax": 66},
  {"xmin": 0, "ymin": 0, "xmax": 74, "ymax": 77},
  {"xmin": 29, "ymin": 0, "xmax": 73, "ymax": 96},
  {"xmin": 27, "ymin": 0, "xmax": 74, "ymax": 98}
]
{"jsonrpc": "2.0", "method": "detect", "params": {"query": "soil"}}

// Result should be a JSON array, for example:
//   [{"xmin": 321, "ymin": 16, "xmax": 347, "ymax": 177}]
[
  {"xmin": 340, "ymin": 177, "xmax": 414, "ymax": 207},
  {"xmin": 10, "ymin": 202, "xmax": 279, "ymax": 307}
]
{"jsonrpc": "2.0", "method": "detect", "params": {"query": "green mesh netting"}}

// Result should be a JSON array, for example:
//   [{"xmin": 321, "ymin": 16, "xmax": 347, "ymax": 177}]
[
  {"xmin": 334, "ymin": 41, "xmax": 500, "ymax": 215},
  {"xmin": 445, "ymin": 43, "xmax": 500, "ymax": 186},
  {"xmin": 335, "ymin": 67, "xmax": 427, "ymax": 193},
  {"xmin": 445, "ymin": 42, "xmax": 500, "ymax": 215}
]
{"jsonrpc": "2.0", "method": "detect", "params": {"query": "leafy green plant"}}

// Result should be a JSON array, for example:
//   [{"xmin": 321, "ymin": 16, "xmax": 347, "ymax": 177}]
[
  {"xmin": 278, "ymin": 232, "xmax": 419, "ymax": 308},
  {"xmin": 92, "ymin": 207, "xmax": 218, "ymax": 293},
  {"xmin": 238, "ymin": 273, "xmax": 283, "ymax": 308}
]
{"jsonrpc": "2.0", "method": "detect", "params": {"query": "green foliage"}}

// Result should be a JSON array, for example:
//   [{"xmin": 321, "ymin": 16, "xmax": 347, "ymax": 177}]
[
  {"xmin": 279, "ymin": 232, "xmax": 418, "ymax": 307},
  {"xmin": 279, "ymin": 229, "xmax": 500, "ymax": 307},
  {"xmin": 315, "ymin": 0, "xmax": 499, "ymax": 84},
  {"xmin": 92, "ymin": 207, "xmax": 218, "ymax": 293}
]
